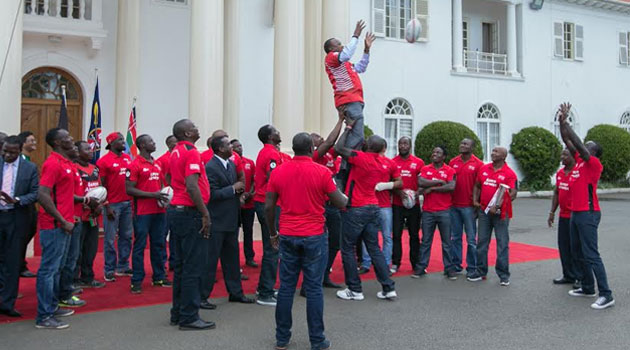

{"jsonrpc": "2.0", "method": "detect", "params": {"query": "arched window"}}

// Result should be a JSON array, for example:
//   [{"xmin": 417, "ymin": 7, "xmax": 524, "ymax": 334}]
[
  {"xmin": 620, "ymin": 111, "xmax": 630, "ymax": 132},
  {"xmin": 384, "ymin": 98, "xmax": 413, "ymax": 157},
  {"xmin": 21, "ymin": 69, "xmax": 81, "ymax": 100},
  {"xmin": 553, "ymin": 110, "xmax": 576, "ymax": 139},
  {"xmin": 476, "ymin": 103, "xmax": 500, "ymax": 161}
]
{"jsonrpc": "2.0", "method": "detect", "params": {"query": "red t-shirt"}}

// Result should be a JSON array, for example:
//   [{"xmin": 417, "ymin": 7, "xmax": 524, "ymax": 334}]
[
  {"xmin": 569, "ymin": 153, "xmax": 602, "ymax": 212},
  {"xmin": 345, "ymin": 151, "xmax": 382, "ymax": 207},
  {"xmin": 241, "ymin": 156, "xmax": 256, "ymax": 209},
  {"xmin": 73, "ymin": 164, "xmax": 84, "ymax": 218},
  {"xmin": 96, "ymin": 151, "xmax": 132, "ymax": 204},
  {"xmin": 313, "ymin": 148, "xmax": 339, "ymax": 175},
  {"xmin": 38, "ymin": 152, "xmax": 75, "ymax": 230},
  {"xmin": 127, "ymin": 156, "xmax": 165, "ymax": 215},
  {"xmin": 449, "ymin": 154, "xmax": 483, "ymax": 207},
  {"xmin": 392, "ymin": 155, "xmax": 424, "ymax": 207},
  {"xmin": 267, "ymin": 156, "xmax": 337, "ymax": 236},
  {"xmin": 254, "ymin": 144, "xmax": 283, "ymax": 203},
  {"xmin": 420, "ymin": 163, "xmax": 456, "ymax": 212},
  {"xmin": 556, "ymin": 167, "xmax": 572, "ymax": 218},
  {"xmin": 376, "ymin": 156, "xmax": 399, "ymax": 208},
  {"xmin": 156, "ymin": 151, "xmax": 171, "ymax": 181},
  {"xmin": 477, "ymin": 163, "xmax": 518, "ymax": 219},
  {"xmin": 76, "ymin": 163, "xmax": 101, "ymax": 222},
  {"xmin": 169, "ymin": 141, "xmax": 210, "ymax": 206},
  {"xmin": 201, "ymin": 149, "xmax": 244, "ymax": 173},
  {"xmin": 325, "ymin": 51, "xmax": 364, "ymax": 107}
]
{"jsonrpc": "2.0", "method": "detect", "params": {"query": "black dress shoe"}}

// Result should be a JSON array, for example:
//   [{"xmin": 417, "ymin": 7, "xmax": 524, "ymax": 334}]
[
  {"xmin": 0, "ymin": 308, "xmax": 22, "ymax": 317},
  {"xmin": 240, "ymin": 273, "xmax": 249, "ymax": 281},
  {"xmin": 228, "ymin": 295, "xmax": 255, "ymax": 304},
  {"xmin": 179, "ymin": 319, "xmax": 216, "ymax": 331},
  {"xmin": 553, "ymin": 277, "xmax": 574, "ymax": 285},
  {"xmin": 200, "ymin": 300, "xmax": 217, "ymax": 310},
  {"xmin": 246, "ymin": 260, "xmax": 259, "ymax": 268},
  {"xmin": 323, "ymin": 280, "xmax": 342, "ymax": 289},
  {"xmin": 169, "ymin": 320, "xmax": 179, "ymax": 326},
  {"xmin": 20, "ymin": 270, "xmax": 36, "ymax": 278}
]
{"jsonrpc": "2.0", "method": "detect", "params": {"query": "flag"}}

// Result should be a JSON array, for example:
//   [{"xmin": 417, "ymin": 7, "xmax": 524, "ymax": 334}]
[
  {"xmin": 58, "ymin": 85, "xmax": 69, "ymax": 130},
  {"xmin": 87, "ymin": 78, "xmax": 102, "ymax": 164},
  {"xmin": 125, "ymin": 101, "xmax": 138, "ymax": 158}
]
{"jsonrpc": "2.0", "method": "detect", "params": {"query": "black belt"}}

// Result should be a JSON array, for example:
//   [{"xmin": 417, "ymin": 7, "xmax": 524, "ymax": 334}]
[{"xmin": 169, "ymin": 205, "xmax": 199, "ymax": 213}]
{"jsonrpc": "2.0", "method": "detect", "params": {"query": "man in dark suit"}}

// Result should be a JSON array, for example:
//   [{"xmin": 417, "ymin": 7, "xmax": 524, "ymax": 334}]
[
  {"xmin": 200, "ymin": 136, "xmax": 254, "ymax": 309},
  {"xmin": 0, "ymin": 136, "xmax": 39, "ymax": 317}
]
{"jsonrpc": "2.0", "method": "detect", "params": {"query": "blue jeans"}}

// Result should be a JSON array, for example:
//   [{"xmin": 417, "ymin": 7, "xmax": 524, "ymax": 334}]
[
  {"xmin": 255, "ymin": 201, "xmax": 280, "ymax": 298},
  {"xmin": 418, "ymin": 210, "xmax": 455, "ymax": 272},
  {"xmin": 476, "ymin": 211, "xmax": 510, "ymax": 280},
  {"xmin": 341, "ymin": 206, "xmax": 395, "ymax": 293},
  {"xmin": 132, "ymin": 213, "xmax": 167, "ymax": 284},
  {"xmin": 103, "ymin": 201, "xmax": 133, "ymax": 274},
  {"xmin": 168, "ymin": 207, "xmax": 207, "ymax": 325},
  {"xmin": 450, "ymin": 206, "xmax": 477, "ymax": 274},
  {"xmin": 59, "ymin": 222, "xmax": 82, "ymax": 300},
  {"xmin": 362, "ymin": 207, "xmax": 393, "ymax": 268},
  {"xmin": 276, "ymin": 233, "xmax": 328, "ymax": 349},
  {"xmin": 36, "ymin": 228, "xmax": 71, "ymax": 322},
  {"xmin": 570, "ymin": 211, "xmax": 612, "ymax": 298}
]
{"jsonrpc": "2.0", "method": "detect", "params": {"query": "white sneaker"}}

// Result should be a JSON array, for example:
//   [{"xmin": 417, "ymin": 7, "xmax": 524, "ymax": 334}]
[
  {"xmin": 389, "ymin": 265, "xmax": 398, "ymax": 274},
  {"xmin": 568, "ymin": 288, "xmax": 597, "ymax": 297},
  {"xmin": 336, "ymin": 288, "xmax": 364, "ymax": 301},
  {"xmin": 376, "ymin": 290, "xmax": 398, "ymax": 300},
  {"xmin": 591, "ymin": 296, "xmax": 615, "ymax": 310}
]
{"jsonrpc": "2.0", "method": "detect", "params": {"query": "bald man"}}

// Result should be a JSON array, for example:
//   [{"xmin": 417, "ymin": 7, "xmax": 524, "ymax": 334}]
[{"xmin": 467, "ymin": 147, "xmax": 517, "ymax": 286}]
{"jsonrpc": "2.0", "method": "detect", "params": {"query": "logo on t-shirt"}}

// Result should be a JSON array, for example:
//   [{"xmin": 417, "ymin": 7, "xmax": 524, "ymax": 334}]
[
  {"xmin": 410, "ymin": 163, "xmax": 418, "ymax": 169},
  {"xmin": 190, "ymin": 164, "xmax": 200, "ymax": 171},
  {"xmin": 125, "ymin": 170, "xmax": 131, "ymax": 178},
  {"xmin": 270, "ymin": 160, "xmax": 277, "ymax": 169}
]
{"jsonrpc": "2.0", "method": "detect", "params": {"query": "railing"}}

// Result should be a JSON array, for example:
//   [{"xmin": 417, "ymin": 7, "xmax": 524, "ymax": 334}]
[
  {"xmin": 463, "ymin": 50, "xmax": 508, "ymax": 76},
  {"xmin": 24, "ymin": 0, "xmax": 100, "ymax": 22}
]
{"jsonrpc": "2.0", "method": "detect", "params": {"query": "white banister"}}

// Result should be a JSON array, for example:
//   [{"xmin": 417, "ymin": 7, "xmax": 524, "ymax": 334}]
[
  {"xmin": 43, "ymin": 0, "xmax": 49, "ymax": 16},
  {"xmin": 92, "ymin": 0, "xmax": 103, "ymax": 23},
  {"xmin": 56, "ymin": 0, "xmax": 62, "ymax": 18},
  {"xmin": 80, "ymin": 0, "xmax": 86, "ymax": 19}
]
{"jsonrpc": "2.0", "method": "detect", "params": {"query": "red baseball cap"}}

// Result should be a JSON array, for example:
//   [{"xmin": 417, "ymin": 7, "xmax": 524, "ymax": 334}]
[{"xmin": 105, "ymin": 132, "xmax": 121, "ymax": 150}]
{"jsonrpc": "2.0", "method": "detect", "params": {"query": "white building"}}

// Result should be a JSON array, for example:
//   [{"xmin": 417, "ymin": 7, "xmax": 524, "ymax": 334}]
[{"xmin": 1, "ymin": 0, "xmax": 630, "ymax": 169}]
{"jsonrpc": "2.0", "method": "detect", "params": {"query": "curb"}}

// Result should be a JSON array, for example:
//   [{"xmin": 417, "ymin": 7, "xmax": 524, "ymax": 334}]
[{"xmin": 517, "ymin": 188, "xmax": 630, "ymax": 198}]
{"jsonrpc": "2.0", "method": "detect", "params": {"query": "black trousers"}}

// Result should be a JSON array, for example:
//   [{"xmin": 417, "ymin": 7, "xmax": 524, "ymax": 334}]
[
  {"xmin": 19, "ymin": 204, "xmax": 37, "ymax": 273},
  {"xmin": 0, "ymin": 210, "xmax": 22, "ymax": 311},
  {"xmin": 558, "ymin": 217, "xmax": 578, "ymax": 281},
  {"xmin": 240, "ymin": 207, "xmax": 255, "ymax": 262},
  {"xmin": 200, "ymin": 229, "xmax": 244, "ymax": 300},
  {"xmin": 75, "ymin": 220, "xmax": 100, "ymax": 283},
  {"xmin": 392, "ymin": 205, "xmax": 421, "ymax": 268},
  {"xmin": 323, "ymin": 205, "xmax": 342, "ymax": 281}
]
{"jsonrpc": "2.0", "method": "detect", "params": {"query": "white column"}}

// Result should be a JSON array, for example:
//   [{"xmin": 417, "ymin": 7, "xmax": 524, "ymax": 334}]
[
  {"xmin": 452, "ymin": 0, "xmax": 465, "ymax": 72},
  {"xmin": 224, "ymin": 0, "xmax": 239, "ymax": 138},
  {"xmin": 0, "ymin": 0, "xmax": 23, "ymax": 135},
  {"xmin": 114, "ymin": 0, "xmax": 140, "ymax": 132},
  {"xmin": 304, "ymin": 0, "xmax": 322, "ymax": 134},
  {"xmin": 320, "ymin": 0, "xmax": 349, "ymax": 135},
  {"xmin": 189, "ymin": 0, "xmax": 224, "ymax": 136},
  {"xmin": 506, "ymin": 1, "xmax": 520, "ymax": 77},
  {"xmin": 273, "ymin": 0, "xmax": 305, "ymax": 148}
]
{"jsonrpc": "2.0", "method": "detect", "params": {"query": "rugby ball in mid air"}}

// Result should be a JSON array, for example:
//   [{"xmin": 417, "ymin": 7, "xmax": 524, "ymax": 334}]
[
  {"xmin": 401, "ymin": 189, "xmax": 417, "ymax": 209},
  {"xmin": 405, "ymin": 18, "xmax": 422, "ymax": 43},
  {"xmin": 158, "ymin": 186, "xmax": 174, "ymax": 208},
  {"xmin": 86, "ymin": 186, "xmax": 107, "ymax": 203}
]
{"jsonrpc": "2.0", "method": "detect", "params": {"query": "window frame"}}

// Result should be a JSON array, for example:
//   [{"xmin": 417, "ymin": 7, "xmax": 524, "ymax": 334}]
[
  {"xmin": 383, "ymin": 98, "xmax": 414, "ymax": 158},
  {"xmin": 476, "ymin": 103, "xmax": 501, "ymax": 162},
  {"xmin": 374, "ymin": 0, "xmax": 429, "ymax": 43},
  {"xmin": 620, "ymin": 111, "xmax": 630, "ymax": 132}
]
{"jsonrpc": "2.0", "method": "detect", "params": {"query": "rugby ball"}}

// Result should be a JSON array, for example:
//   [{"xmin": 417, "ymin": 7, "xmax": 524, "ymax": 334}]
[
  {"xmin": 401, "ymin": 189, "xmax": 417, "ymax": 209},
  {"xmin": 158, "ymin": 186, "xmax": 174, "ymax": 208},
  {"xmin": 86, "ymin": 186, "xmax": 107, "ymax": 203},
  {"xmin": 405, "ymin": 18, "xmax": 422, "ymax": 43}
]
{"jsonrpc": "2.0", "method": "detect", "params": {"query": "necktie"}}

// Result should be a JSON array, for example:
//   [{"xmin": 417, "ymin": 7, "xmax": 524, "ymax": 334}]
[{"xmin": 1, "ymin": 163, "xmax": 14, "ymax": 205}]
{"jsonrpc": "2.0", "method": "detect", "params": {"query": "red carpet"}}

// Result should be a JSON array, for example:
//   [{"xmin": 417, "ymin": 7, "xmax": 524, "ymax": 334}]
[{"xmin": 1, "ymin": 235, "xmax": 558, "ymax": 324}]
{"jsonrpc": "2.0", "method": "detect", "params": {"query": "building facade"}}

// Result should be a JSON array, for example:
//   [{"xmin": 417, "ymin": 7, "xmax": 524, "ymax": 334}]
[{"xmin": 1, "ymin": 0, "xmax": 629, "ymax": 167}]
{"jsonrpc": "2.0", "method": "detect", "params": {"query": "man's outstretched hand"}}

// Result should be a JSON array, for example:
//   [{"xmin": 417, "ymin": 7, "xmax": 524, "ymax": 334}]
[
  {"xmin": 353, "ymin": 20, "xmax": 366, "ymax": 38},
  {"xmin": 364, "ymin": 32, "xmax": 376, "ymax": 53},
  {"xmin": 558, "ymin": 102, "xmax": 572, "ymax": 124}
]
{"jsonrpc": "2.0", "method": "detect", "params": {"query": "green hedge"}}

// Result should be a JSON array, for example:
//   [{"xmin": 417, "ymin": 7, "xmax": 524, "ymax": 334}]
[
  {"xmin": 364, "ymin": 124, "xmax": 374, "ymax": 138},
  {"xmin": 414, "ymin": 121, "xmax": 483, "ymax": 164},
  {"xmin": 584, "ymin": 124, "xmax": 630, "ymax": 182},
  {"xmin": 509, "ymin": 127, "xmax": 562, "ymax": 191}
]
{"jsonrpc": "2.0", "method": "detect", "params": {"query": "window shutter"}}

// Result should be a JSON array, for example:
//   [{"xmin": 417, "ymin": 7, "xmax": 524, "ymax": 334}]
[
  {"xmin": 553, "ymin": 22, "xmax": 564, "ymax": 58},
  {"xmin": 415, "ymin": 0, "xmax": 429, "ymax": 41},
  {"xmin": 619, "ymin": 32, "xmax": 628, "ymax": 65},
  {"xmin": 574, "ymin": 24, "xmax": 584, "ymax": 61},
  {"xmin": 372, "ymin": 0, "xmax": 386, "ymax": 38}
]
